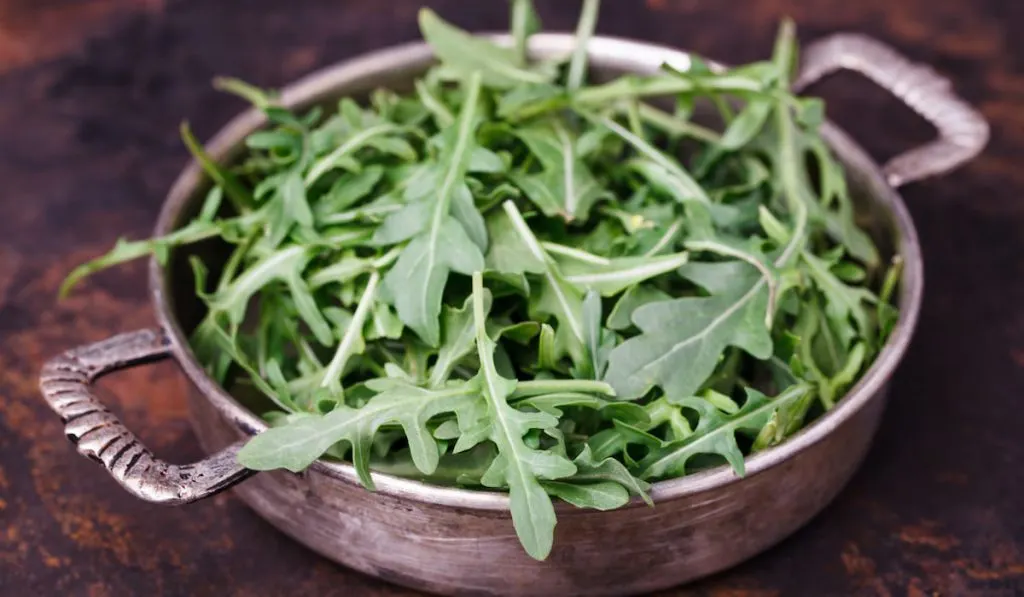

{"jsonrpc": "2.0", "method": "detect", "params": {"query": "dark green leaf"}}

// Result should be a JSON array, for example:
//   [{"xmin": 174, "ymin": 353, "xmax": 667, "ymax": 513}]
[{"xmin": 638, "ymin": 385, "xmax": 811, "ymax": 479}]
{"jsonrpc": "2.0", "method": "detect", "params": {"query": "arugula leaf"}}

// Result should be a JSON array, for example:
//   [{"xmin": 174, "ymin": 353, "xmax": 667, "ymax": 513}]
[
  {"xmin": 683, "ymin": 238, "xmax": 778, "ymax": 326},
  {"xmin": 471, "ymin": 273, "xmax": 576, "ymax": 560},
  {"xmin": 237, "ymin": 379, "xmax": 481, "ymax": 487},
  {"xmin": 315, "ymin": 166, "xmax": 385, "ymax": 216},
  {"xmin": 606, "ymin": 284, "xmax": 671, "ymax": 330},
  {"xmin": 808, "ymin": 137, "xmax": 879, "ymax": 266},
  {"xmin": 208, "ymin": 245, "xmax": 334, "ymax": 346},
  {"xmin": 560, "ymin": 251, "xmax": 690, "ymax": 296},
  {"xmin": 430, "ymin": 292, "xmax": 491, "ymax": 387},
  {"xmin": 371, "ymin": 443, "xmax": 498, "ymax": 486},
  {"xmin": 501, "ymin": 201, "xmax": 587, "ymax": 366},
  {"xmin": 180, "ymin": 122, "xmax": 254, "ymax": 213},
  {"xmin": 638, "ymin": 385, "xmax": 811, "ymax": 479},
  {"xmin": 452, "ymin": 183, "xmax": 489, "ymax": 251},
  {"xmin": 515, "ymin": 392, "xmax": 646, "ymax": 426},
  {"xmin": 566, "ymin": 0, "xmax": 601, "ymax": 91},
  {"xmin": 320, "ymin": 272, "xmax": 380, "ymax": 395},
  {"xmin": 803, "ymin": 251, "xmax": 876, "ymax": 335},
  {"xmin": 571, "ymin": 445, "xmax": 652, "ymax": 505},
  {"xmin": 382, "ymin": 73, "xmax": 486, "ymax": 346},
  {"xmin": 214, "ymin": 76, "xmax": 277, "ymax": 109},
  {"xmin": 581, "ymin": 290, "xmax": 608, "ymax": 378},
  {"xmin": 280, "ymin": 169, "xmax": 315, "ymax": 230},
  {"xmin": 62, "ymin": 223, "xmax": 220, "ymax": 297},
  {"xmin": 366, "ymin": 301, "xmax": 403, "ymax": 341},
  {"xmin": 583, "ymin": 111, "xmax": 709, "ymax": 203},
  {"xmin": 584, "ymin": 395, "xmax": 694, "ymax": 461},
  {"xmin": 419, "ymin": 8, "xmax": 557, "ymax": 89},
  {"xmin": 513, "ymin": 120, "xmax": 606, "ymax": 221},
  {"xmin": 305, "ymin": 122, "xmax": 407, "ymax": 186},
  {"xmin": 542, "ymin": 480, "xmax": 628, "ymax": 510},
  {"xmin": 484, "ymin": 208, "xmax": 544, "ymax": 277},
  {"xmin": 509, "ymin": 0, "xmax": 541, "ymax": 66},
  {"xmin": 720, "ymin": 98, "xmax": 773, "ymax": 150},
  {"xmin": 605, "ymin": 261, "xmax": 774, "ymax": 399},
  {"xmin": 877, "ymin": 256, "xmax": 902, "ymax": 341},
  {"xmin": 510, "ymin": 378, "xmax": 616, "ymax": 398}
]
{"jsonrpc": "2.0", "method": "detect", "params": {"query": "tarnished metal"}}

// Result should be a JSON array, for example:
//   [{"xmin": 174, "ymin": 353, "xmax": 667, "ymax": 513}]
[
  {"xmin": 794, "ymin": 34, "xmax": 990, "ymax": 188},
  {"xmin": 38, "ymin": 328, "xmax": 252, "ymax": 505},
  {"xmin": 39, "ymin": 32, "xmax": 987, "ymax": 595}
]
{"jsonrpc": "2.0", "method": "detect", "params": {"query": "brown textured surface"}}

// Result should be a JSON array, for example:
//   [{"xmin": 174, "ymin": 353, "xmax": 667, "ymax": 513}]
[{"xmin": 0, "ymin": 0, "xmax": 1021, "ymax": 595}]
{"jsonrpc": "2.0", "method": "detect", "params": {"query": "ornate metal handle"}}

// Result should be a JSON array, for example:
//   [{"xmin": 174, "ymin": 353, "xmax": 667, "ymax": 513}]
[
  {"xmin": 794, "ymin": 33, "xmax": 989, "ymax": 188},
  {"xmin": 39, "ymin": 328, "xmax": 253, "ymax": 505}
]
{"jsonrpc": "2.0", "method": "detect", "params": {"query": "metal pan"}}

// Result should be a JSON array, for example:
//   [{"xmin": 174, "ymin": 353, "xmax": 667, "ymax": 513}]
[{"xmin": 39, "ymin": 32, "xmax": 987, "ymax": 596}]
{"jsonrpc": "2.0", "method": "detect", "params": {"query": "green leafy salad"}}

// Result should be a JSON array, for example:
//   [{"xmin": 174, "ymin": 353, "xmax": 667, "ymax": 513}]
[{"xmin": 63, "ymin": 0, "xmax": 901, "ymax": 560}]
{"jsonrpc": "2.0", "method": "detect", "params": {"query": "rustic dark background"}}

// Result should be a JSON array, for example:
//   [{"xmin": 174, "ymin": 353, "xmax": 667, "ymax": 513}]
[{"xmin": 0, "ymin": 0, "xmax": 1021, "ymax": 595}]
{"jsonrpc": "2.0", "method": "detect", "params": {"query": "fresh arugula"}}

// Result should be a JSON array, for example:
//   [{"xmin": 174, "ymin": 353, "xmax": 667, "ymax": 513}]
[{"xmin": 63, "ymin": 2, "xmax": 899, "ymax": 560}]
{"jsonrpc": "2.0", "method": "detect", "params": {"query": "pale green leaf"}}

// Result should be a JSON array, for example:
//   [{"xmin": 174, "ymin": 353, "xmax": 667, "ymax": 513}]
[
  {"xmin": 503, "ymin": 201, "xmax": 587, "ymax": 366},
  {"xmin": 430, "ymin": 291, "xmax": 492, "ymax": 387},
  {"xmin": 238, "ymin": 380, "xmax": 481, "ymax": 488},
  {"xmin": 383, "ymin": 73, "xmax": 486, "ymax": 346},
  {"xmin": 471, "ymin": 273, "xmax": 576, "ymax": 560},
  {"xmin": 514, "ymin": 120, "xmax": 606, "ymax": 221},
  {"xmin": 607, "ymin": 284, "xmax": 671, "ymax": 330},
  {"xmin": 604, "ymin": 261, "xmax": 774, "ymax": 399},
  {"xmin": 419, "ymin": 8, "xmax": 557, "ymax": 89}
]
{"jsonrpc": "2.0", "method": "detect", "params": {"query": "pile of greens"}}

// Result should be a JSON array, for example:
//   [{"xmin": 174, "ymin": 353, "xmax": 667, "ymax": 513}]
[{"xmin": 64, "ymin": 0, "xmax": 901, "ymax": 560}]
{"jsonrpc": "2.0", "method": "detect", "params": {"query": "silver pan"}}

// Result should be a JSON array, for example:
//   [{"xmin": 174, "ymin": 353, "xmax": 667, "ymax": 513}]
[{"xmin": 39, "ymin": 32, "xmax": 987, "ymax": 596}]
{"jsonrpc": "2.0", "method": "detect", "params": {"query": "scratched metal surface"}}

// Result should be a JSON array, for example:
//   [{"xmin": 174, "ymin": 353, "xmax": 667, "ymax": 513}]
[{"xmin": 0, "ymin": 0, "xmax": 1021, "ymax": 595}]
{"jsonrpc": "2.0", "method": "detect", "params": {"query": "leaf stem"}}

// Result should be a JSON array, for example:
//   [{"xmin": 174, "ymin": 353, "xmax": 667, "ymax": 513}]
[
  {"xmin": 512, "ymin": 379, "xmax": 616, "ymax": 398},
  {"xmin": 321, "ymin": 271, "xmax": 380, "ymax": 393},
  {"xmin": 567, "ymin": 0, "xmax": 601, "ymax": 92},
  {"xmin": 502, "ymin": 201, "xmax": 586, "ymax": 344},
  {"xmin": 580, "ymin": 110, "xmax": 710, "ymax": 203},
  {"xmin": 305, "ymin": 123, "xmax": 403, "ymax": 186},
  {"xmin": 684, "ymin": 239, "xmax": 778, "ymax": 327},
  {"xmin": 319, "ymin": 202, "xmax": 403, "ymax": 226},
  {"xmin": 510, "ymin": 0, "xmax": 535, "ymax": 66},
  {"xmin": 573, "ymin": 75, "xmax": 764, "ymax": 107},
  {"xmin": 180, "ymin": 122, "xmax": 254, "ymax": 213},
  {"xmin": 773, "ymin": 99, "xmax": 809, "ymax": 268},
  {"xmin": 428, "ymin": 71, "xmax": 483, "ymax": 248},
  {"xmin": 635, "ymin": 104, "xmax": 721, "ymax": 144},
  {"xmin": 643, "ymin": 219, "xmax": 683, "ymax": 257},
  {"xmin": 540, "ymin": 241, "xmax": 611, "ymax": 265},
  {"xmin": 415, "ymin": 80, "xmax": 455, "ymax": 127}
]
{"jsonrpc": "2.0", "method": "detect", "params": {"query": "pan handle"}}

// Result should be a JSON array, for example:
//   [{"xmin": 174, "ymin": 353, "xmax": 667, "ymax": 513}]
[
  {"xmin": 39, "ymin": 328, "xmax": 253, "ymax": 505},
  {"xmin": 794, "ymin": 33, "xmax": 989, "ymax": 188}
]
